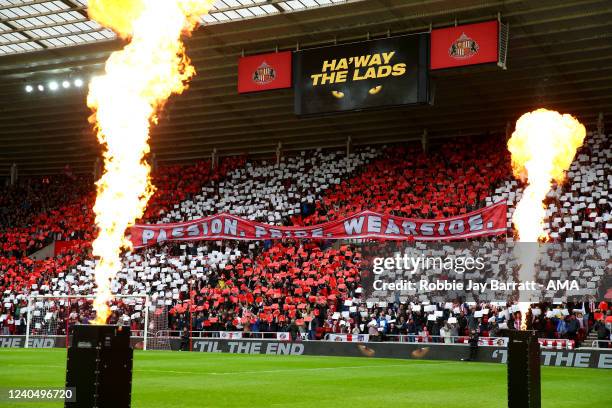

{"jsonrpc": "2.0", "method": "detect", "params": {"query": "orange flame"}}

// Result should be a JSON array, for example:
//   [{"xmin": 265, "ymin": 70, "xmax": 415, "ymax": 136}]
[
  {"xmin": 87, "ymin": 0, "xmax": 213, "ymax": 324},
  {"xmin": 508, "ymin": 108, "xmax": 585, "ymax": 329},
  {"xmin": 508, "ymin": 108, "xmax": 586, "ymax": 242}
]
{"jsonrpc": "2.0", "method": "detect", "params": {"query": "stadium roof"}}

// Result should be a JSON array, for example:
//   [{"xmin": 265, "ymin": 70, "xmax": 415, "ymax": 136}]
[
  {"xmin": 0, "ymin": 0, "xmax": 352, "ymax": 56},
  {"xmin": 1, "ymin": 0, "xmax": 612, "ymax": 174}
]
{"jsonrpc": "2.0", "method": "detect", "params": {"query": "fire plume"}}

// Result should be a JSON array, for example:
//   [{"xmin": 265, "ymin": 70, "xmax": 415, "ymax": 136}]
[
  {"xmin": 87, "ymin": 0, "xmax": 213, "ymax": 324},
  {"xmin": 508, "ymin": 108, "xmax": 586, "ymax": 242},
  {"xmin": 507, "ymin": 108, "xmax": 585, "ymax": 328}
]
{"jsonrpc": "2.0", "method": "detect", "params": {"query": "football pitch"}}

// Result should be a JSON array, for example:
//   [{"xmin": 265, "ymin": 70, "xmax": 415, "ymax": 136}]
[{"xmin": 1, "ymin": 349, "xmax": 610, "ymax": 408}]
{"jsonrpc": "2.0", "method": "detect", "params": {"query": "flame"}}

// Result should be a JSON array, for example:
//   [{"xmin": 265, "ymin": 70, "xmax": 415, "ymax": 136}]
[
  {"xmin": 87, "ymin": 0, "xmax": 213, "ymax": 324},
  {"xmin": 508, "ymin": 108, "xmax": 586, "ymax": 329},
  {"xmin": 508, "ymin": 108, "xmax": 586, "ymax": 242}
]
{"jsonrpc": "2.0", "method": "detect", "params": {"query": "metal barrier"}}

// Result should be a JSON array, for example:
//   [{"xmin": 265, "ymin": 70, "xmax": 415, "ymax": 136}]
[
  {"xmin": 538, "ymin": 338, "xmax": 575, "ymax": 350},
  {"xmin": 383, "ymin": 334, "xmax": 464, "ymax": 344},
  {"xmin": 153, "ymin": 330, "xmax": 286, "ymax": 340},
  {"xmin": 323, "ymin": 334, "xmax": 466, "ymax": 344},
  {"xmin": 591, "ymin": 340, "xmax": 612, "ymax": 348},
  {"xmin": 351, "ymin": 334, "xmax": 495, "ymax": 345},
  {"xmin": 323, "ymin": 333, "xmax": 577, "ymax": 349}
]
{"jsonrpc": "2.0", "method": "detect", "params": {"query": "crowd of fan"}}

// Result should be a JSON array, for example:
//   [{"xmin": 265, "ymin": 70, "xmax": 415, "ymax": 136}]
[
  {"xmin": 0, "ymin": 174, "xmax": 94, "ymax": 258},
  {"xmin": 143, "ymin": 157, "xmax": 246, "ymax": 221},
  {"xmin": 297, "ymin": 138, "xmax": 509, "ymax": 224},
  {"xmin": 1, "ymin": 132, "xmax": 610, "ymax": 348},
  {"xmin": 0, "ymin": 156, "xmax": 244, "ymax": 332},
  {"xmin": 158, "ymin": 148, "xmax": 378, "ymax": 225},
  {"xmin": 2, "ymin": 146, "xmax": 380, "ymax": 335}
]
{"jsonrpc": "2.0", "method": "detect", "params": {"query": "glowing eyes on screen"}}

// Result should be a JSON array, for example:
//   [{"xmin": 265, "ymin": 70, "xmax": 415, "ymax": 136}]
[
  {"xmin": 369, "ymin": 85, "xmax": 382, "ymax": 95},
  {"xmin": 331, "ymin": 86, "xmax": 381, "ymax": 98}
]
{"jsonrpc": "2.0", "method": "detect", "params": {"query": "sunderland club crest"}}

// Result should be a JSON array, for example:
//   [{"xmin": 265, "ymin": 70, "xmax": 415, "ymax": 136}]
[
  {"xmin": 448, "ymin": 32, "xmax": 479, "ymax": 59},
  {"xmin": 252, "ymin": 61, "xmax": 276, "ymax": 85}
]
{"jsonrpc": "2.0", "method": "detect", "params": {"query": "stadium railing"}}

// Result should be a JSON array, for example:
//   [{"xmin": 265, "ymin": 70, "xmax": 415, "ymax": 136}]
[
  {"xmin": 154, "ymin": 330, "xmax": 292, "ymax": 340},
  {"xmin": 324, "ymin": 334, "xmax": 577, "ymax": 349},
  {"xmin": 591, "ymin": 340, "xmax": 612, "ymax": 348},
  {"xmin": 383, "ymin": 334, "xmax": 496, "ymax": 345},
  {"xmin": 330, "ymin": 334, "xmax": 495, "ymax": 345}
]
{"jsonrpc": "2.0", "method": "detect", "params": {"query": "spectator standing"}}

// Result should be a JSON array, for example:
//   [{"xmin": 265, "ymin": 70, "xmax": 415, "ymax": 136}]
[
  {"xmin": 462, "ymin": 329, "xmax": 479, "ymax": 361},
  {"xmin": 593, "ymin": 318, "xmax": 610, "ymax": 348}
]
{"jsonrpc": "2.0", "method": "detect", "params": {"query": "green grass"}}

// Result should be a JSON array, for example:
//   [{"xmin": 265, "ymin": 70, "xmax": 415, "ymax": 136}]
[{"xmin": 0, "ymin": 349, "xmax": 610, "ymax": 407}]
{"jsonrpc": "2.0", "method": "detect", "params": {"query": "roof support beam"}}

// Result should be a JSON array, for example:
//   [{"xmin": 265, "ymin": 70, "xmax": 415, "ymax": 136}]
[
  {"xmin": 0, "ymin": 5, "xmax": 87, "ymax": 22},
  {"xmin": 1, "ymin": 20, "xmax": 47, "ymax": 49}
]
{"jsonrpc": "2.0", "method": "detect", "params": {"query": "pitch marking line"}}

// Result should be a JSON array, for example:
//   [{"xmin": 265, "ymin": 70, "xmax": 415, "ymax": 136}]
[
  {"xmin": 138, "ymin": 362, "xmax": 454, "ymax": 376},
  {"xmin": 2, "ymin": 360, "xmax": 460, "ymax": 376}
]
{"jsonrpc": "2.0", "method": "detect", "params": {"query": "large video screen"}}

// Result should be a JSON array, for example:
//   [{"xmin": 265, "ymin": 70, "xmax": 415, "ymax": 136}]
[{"xmin": 294, "ymin": 34, "xmax": 429, "ymax": 115}]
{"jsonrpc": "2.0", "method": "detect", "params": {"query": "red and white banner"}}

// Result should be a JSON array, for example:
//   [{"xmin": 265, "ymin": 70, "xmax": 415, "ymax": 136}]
[
  {"xmin": 219, "ymin": 331, "xmax": 243, "ymax": 340},
  {"xmin": 430, "ymin": 20, "xmax": 499, "ymax": 70},
  {"xmin": 328, "ymin": 333, "xmax": 370, "ymax": 342},
  {"xmin": 130, "ymin": 202, "xmax": 507, "ymax": 248},
  {"xmin": 238, "ymin": 51, "xmax": 292, "ymax": 93},
  {"xmin": 538, "ymin": 339, "xmax": 575, "ymax": 350},
  {"xmin": 276, "ymin": 332, "xmax": 291, "ymax": 341},
  {"xmin": 275, "ymin": 332, "xmax": 308, "ymax": 341},
  {"xmin": 460, "ymin": 337, "xmax": 508, "ymax": 347}
]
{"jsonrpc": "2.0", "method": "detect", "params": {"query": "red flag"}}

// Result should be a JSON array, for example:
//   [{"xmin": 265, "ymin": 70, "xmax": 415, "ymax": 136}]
[
  {"xmin": 238, "ymin": 51, "xmax": 292, "ymax": 93},
  {"xmin": 431, "ymin": 20, "xmax": 499, "ymax": 70}
]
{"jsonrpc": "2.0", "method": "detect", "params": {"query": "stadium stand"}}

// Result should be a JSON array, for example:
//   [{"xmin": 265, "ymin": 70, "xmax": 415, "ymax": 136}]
[
  {"xmin": 299, "ymin": 138, "xmax": 509, "ymax": 223},
  {"xmin": 0, "ymin": 174, "xmax": 94, "ymax": 257},
  {"xmin": 1, "ymin": 133, "xmax": 610, "ymax": 347},
  {"xmin": 158, "ymin": 147, "xmax": 378, "ymax": 224},
  {"xmin": 143, "ymin": 156, "xmax": 246, "ymax": 221},
  {"xmin": 0, "ymin": 156, "xmax": 244, "ymax": 335}
]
